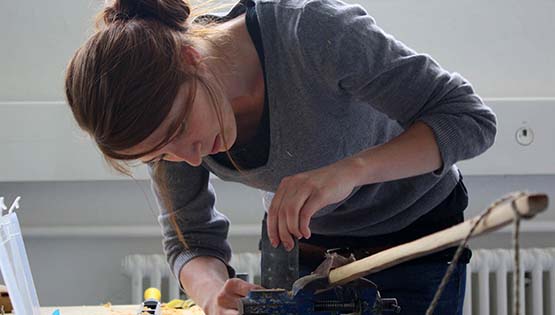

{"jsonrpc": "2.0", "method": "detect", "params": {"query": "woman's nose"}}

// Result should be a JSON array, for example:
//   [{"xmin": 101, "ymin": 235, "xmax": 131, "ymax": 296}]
[{"xmin": 166, "ymin": 141, "xmax": 203, "ymax": 166}]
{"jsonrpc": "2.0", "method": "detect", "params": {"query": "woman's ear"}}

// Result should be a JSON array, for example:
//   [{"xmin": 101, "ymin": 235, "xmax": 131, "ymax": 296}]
[{"xmin": 181, "ymin": 45, "xmax": 202, "ymax": 66}]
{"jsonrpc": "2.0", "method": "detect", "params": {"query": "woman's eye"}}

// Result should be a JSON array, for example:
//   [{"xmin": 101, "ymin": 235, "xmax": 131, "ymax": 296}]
[
  {"xmin": 145, "ymin": 153, "xmax": 167, "ymax": 164},
  {"xmin": 169, "ymin": 123, "xmax": 186, "ymax": 143},
  {"xmin": 177, "ymin": 123, "xmax": 187, "ymax": 138}
]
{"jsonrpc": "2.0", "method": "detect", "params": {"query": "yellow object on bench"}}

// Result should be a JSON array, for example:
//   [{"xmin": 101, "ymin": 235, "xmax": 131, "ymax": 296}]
[{"xmin": 166, "ymin": 299, "xmax": 196, "ymax": 309}]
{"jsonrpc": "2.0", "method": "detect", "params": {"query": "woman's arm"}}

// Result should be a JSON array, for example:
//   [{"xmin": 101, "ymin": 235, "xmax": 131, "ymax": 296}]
[
  {"xmin": 180, "ymin": 256, "xmax": 229, "ymax": 311},
  {"xmin": 266, "ymin": 0, "xmax": 497, "ymax": 250},
  {"xmin": 348, "ymin": 121, "xmax": 442, "ymax": 186},
  {"xmin": 265, "ymin": 122, "xmax": 441, "ymax": 250},
  {"xmin": 149, "ymin": 161, "xmax": 240, "ymax": 313}
]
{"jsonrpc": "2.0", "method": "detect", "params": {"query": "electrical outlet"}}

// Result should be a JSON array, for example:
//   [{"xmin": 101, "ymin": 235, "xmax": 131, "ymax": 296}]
[{"xmin": 515, "ymin": 126, "xmax": 534, "ymax": 146}]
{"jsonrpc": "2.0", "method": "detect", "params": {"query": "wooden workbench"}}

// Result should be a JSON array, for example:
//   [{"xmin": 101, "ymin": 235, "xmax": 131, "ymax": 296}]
[{"xmin": 8, "ymin": 305, "xmax": 204, "ymax": 315}]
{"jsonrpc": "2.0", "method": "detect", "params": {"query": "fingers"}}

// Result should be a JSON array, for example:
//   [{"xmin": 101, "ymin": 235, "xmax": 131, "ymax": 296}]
[
  {"xmin": 279, "ymin": 186, "xmax": 309, "ymax": 250},
  {"xmin": 225, "ymin": 278, "xmax": 258, "ymax": 296},
  {"xmin": 278, "ymin": 207, "xmax": 294, "ymax": 251},
  {"xmin": 298, "ymin": 192, "xmax": 326, "ymax": 239},
  {"xmin": 268, "ymin": 176, "xmax": 315, "ymax": 251},
  {"xmin": 216, "ymin": 279, "xmax": 260, "ymax": 310},
  {"xmin": 284, "ymin": 189, "xmax": 305, "ymax": 241},
  {"xmin": 266, "ymin": 178, "xmax": 288, "ymax": 248}
]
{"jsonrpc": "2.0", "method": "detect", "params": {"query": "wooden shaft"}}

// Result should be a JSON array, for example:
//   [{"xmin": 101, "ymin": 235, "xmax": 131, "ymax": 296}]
[{"xmin": 328, "ymin": 193, "xmax": 548, "ymax": 286}]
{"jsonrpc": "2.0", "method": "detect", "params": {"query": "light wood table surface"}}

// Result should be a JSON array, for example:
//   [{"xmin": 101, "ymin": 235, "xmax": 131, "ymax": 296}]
[{"xmin": 7, "ymin": 305, "xmax": 204, "ymax": 315}]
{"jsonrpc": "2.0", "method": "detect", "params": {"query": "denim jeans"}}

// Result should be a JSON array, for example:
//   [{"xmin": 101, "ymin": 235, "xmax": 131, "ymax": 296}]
[
  {"xmin": 299, "ymin": 259, "xmax": 466, "ymax": 315},
  {"xmin": 365, "ymin": 261, "xmax": 467, "ymax": 315}
]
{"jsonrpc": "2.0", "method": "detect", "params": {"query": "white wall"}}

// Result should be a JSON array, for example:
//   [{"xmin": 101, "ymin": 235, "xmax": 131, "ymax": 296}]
[{"xmin": 1, "ymin": 0, "xmax": 554, "ymax": 307}]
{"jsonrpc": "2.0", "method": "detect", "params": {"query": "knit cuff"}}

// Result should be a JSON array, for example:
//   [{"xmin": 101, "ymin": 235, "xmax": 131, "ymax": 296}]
[{"xmin": 172, "ymin": 250, "xmax": 236, "ymax": 293}]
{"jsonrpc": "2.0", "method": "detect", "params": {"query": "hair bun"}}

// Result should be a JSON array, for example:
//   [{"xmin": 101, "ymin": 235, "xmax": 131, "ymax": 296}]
[{"xmin": 103, "ymin": 0, "xmax": 190, "ymax": 31}]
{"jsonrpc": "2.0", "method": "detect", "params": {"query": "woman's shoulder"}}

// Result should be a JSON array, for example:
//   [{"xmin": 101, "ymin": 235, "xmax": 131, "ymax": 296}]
[
  {"xmin": 255, "ymin": 0, "xmax": 364, "ymax": 12},
  {"xmin": 254, "ymin": 0, "xmax": 374, "ymax": 42},
  {"xmin": 254, "ymin": 0, "xmax": 379, "ymax": 75},
  {"xmin": 257, "ymin": 0, "xmax": 370, "ymax": 18}
]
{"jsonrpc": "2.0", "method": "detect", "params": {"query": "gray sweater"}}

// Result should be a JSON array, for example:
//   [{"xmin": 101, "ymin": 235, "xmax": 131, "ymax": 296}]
[{"xmin": 150, "ymin": 0, "xmax": 497, "ymax": 281}]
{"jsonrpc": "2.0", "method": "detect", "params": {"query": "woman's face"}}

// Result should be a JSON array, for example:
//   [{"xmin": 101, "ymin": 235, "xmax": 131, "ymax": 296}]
[{"xmin": 120, "ymin": 81, "xmax": 237, "ymax": 167}]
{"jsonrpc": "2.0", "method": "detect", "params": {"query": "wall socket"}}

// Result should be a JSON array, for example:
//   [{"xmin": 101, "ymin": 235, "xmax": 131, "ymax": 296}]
[{"xmin": 516, "ymin": 126, "xmax": 534, "ymax": 146}]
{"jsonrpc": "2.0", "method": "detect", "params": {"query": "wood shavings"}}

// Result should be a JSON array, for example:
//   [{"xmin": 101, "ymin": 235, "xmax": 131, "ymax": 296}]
[
  {"xmin": 103, "ymin": 304, "xmax": 205, "ymax": 315},
  {"xmin": 105, "ymin": 307, "xmax": 204, "ymax": 315},
  {"xmin": 36, "ymin": 304, "xmax": 205, "ymax": 315}
]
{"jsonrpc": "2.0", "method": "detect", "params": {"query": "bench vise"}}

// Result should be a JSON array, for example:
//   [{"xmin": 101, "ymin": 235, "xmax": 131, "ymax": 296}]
[
  {"xmin": 243, "ymin": 217, "xmax": 400, "ymax": 315},
  {"xmin": 238, "ymin": 275, "xmax": 400, "ymax": 315}
]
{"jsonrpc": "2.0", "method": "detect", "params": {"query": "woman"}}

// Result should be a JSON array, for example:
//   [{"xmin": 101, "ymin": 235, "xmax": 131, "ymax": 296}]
[{"xmin": 65, "ymin": 0, "xmax": 497, "ymax": 314}]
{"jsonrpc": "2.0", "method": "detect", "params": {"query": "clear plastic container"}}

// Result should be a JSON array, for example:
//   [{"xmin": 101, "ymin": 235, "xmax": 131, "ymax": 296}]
[{"xmin": 0, "ymin": 196, "xmax": 41, "ymax": 314}]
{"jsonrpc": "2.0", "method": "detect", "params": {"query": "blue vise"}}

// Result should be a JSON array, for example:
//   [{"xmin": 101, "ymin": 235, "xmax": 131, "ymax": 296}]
[{"xmin": 238, "ymin": 273, "xmax": 400, "ymax": 315}]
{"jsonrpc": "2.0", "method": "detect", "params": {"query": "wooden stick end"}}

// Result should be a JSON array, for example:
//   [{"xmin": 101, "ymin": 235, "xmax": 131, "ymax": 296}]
[{"xmin": 519, "ymin": 193, "xmax": 549, "ymax": 218}]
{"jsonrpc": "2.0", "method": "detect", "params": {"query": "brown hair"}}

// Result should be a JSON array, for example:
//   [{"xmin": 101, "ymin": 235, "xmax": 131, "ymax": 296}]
[{"xmin": 64, "ymin": 0, "xmax": 237, "ymax": 250}]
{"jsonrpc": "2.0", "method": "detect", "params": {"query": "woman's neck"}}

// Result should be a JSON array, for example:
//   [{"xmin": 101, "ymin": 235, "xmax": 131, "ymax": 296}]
[{"xmin": 201, "ymin": 14, "xmax": 266, "ymax": 145}]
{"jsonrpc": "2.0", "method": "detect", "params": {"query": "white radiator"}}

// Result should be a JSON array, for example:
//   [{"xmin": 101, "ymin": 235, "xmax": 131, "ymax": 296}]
[
  {"xmin": 464, "ymin": 248, "xmax": 555, "ymax": 315},
  {"xmin": 122, "ymin": 253, "xmax": 261, "ymax": 304},
  {"xmin": 123, "ymin": 248, "xmax": 555, "ymax": 314}
]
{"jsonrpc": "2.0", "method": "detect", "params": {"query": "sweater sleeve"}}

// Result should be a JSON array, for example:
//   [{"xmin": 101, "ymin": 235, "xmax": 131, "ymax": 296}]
[
  {"xmin": 298, "ymin": 0, "xmax": 497, "ymax": 176},
  {"xmin": 148, "ymin": 161, "xmax": 235, "ymax": 288}
]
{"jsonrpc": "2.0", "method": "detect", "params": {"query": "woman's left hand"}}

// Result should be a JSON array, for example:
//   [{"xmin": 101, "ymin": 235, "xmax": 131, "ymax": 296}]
[{"xmin": 266, "ymin": 158, "xmax": 363, "ymax": 251}]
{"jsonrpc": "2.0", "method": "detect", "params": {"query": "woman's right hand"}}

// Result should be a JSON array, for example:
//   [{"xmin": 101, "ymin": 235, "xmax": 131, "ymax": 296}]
[
  {"xmin": 205, "ymin": 278, "xmax": 263, "ymax": 315},
  {"xmin": 179, "ymin": 256, "xmax": 263, "ymax": 315}
]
